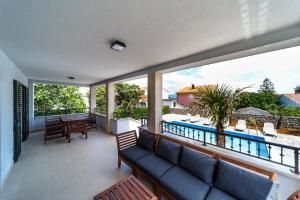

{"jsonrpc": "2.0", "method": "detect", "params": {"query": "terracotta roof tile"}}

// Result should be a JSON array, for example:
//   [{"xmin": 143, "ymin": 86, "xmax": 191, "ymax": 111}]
[
  {"xmin": 176, "ymin": 85, "xmax": 216, "ymax": 94},
  {"xmin": 176, "ymin": 87, "xmax": 198, "ymax": 94}
]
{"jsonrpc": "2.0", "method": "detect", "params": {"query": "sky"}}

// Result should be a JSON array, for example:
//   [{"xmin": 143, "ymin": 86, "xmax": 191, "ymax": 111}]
[{"xmin": 125, "ymin": 46, "xmax": 300, "ymax": 95}]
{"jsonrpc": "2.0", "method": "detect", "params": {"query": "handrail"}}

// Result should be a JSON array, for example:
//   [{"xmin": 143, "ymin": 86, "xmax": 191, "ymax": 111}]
[
  {"xmin": 161, "ymin": 120, "xmax": 300, "ymax": 174},
  {"xmin": 35, "ymin": 107, "xmax": 89, "ymax": 117}
]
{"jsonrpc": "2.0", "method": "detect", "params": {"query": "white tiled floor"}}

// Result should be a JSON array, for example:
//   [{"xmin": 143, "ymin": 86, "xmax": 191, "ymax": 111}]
[
  {"xmin": 1, "ymin": 129, "xmax": 131, "ymax": 200},
  {"xmin": 3, "ymin": 127, "xmax": 299, "ymax": 200}
]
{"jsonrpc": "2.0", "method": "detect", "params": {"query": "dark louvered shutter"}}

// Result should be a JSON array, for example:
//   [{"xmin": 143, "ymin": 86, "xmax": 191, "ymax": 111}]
[
  {"xmin": 22, "ymin": 87, "xmax": 29, "ymax": 141},
  {"xmin": 13, "ymin": 80, "xmax": 22, "ymax": 162}
]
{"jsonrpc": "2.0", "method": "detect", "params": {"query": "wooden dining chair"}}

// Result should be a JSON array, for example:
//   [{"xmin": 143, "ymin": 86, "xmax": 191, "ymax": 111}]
[
  {"xmin": 86, "ymin": 112, "xmax": 96, "ymax": 129},
  {"xmin": 44, "ymin": 116, "xmax": 65, "ymax": 144}
]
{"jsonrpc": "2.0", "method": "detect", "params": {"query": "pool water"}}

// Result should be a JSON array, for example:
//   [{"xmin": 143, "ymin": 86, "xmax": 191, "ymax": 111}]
[{"xmin": 166, "ymin": 121, "xmax": 269, "ymax": 158}]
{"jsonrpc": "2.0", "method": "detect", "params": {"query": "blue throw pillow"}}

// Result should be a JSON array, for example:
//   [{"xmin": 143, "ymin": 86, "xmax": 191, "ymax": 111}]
[
  {"xmin": 137, "ymin": 129, "xmax": 156, "ymax": 151},
  {"xmin": 180, "ymin": 147, "xmax": 217, "ymax": 186},
  {"xmin": 215, "ymin": 160, "xmax": 273, "ymax": 200},
  {"xmin": 155, "ymin": 138, "xmax": 181, "ymax": 165}
]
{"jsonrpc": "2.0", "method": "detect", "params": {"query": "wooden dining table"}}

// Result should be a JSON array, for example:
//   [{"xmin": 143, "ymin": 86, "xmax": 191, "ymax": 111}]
[{"xmin": 60, "ymin": 114, "xmax": 88, "ymax": 143}]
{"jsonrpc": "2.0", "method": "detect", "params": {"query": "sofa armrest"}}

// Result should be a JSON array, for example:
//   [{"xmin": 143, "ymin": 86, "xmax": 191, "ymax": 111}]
[
  {"xmin": 288, "ymin": 188, "xmax": 300, "ymax": 200},
  {"xmin": 116, "ymin": 130, "xmax": 137, "ymax": 152}
]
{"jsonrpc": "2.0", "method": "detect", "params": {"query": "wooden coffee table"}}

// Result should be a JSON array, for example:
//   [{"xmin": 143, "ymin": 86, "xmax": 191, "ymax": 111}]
[{"xmin": 94, "ymin": 175, "xmax": 157, "ymax": 200}]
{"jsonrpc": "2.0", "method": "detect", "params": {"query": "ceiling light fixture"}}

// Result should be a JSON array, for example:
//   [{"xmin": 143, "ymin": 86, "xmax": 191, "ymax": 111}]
[
  {"xmin": 110, "ymin": 40, "xmax": 126, "ymax": 51},
  {"xmin": 67, "ymin": 76, "xmax": 75, "ymax": 80}
]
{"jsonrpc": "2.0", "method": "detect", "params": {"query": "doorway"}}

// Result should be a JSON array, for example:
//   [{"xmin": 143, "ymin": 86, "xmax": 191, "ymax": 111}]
[{"xmin": 13, "ymin": 80, "xmax": 29, "ymax": 162}]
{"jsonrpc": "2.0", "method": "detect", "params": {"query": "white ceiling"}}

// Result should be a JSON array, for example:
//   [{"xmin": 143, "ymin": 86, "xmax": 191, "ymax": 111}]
[{"xmin": 0, "ymin": 0, "xmax": 300, "ymax": 84}]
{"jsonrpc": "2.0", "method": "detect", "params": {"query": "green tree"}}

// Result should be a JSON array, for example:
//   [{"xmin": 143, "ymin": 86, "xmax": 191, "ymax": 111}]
[
  {"xmin": 95, "ymin": 83, "xmax": 170, "ymax": 120},
  {"xmin": 258, "ymin": 78, "xmax": 275, "ymax": 93},
  {"xmin": 189, "ymin": 84, "xmax": 246, "ymax": 147},
  {"xmin": 236, "ymin": 88, "xmax": 278, "ymax": 111},
  {"xmin": 236, "ymin": 92, "xmax": 278, "ymax": 111},
  {"xmin": 34, "ymin": 84, "xmax": 87, "ymax": 116},
  {"xmin": 96, "ymin": 85, "xmax": 106, "ymax": 115},
  {"xmin": 115, "ymin": 83, "xmax": 143, "ymax": 114}
]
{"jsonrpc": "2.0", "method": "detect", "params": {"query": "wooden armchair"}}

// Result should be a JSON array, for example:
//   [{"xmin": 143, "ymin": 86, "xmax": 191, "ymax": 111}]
[
  {"xmin": 288, "ymin": 189, "xmax": 300, "ymax": 200},
  {"xmin": 44, "ymin": 116, "xmax": 65, "ymax": 144},
  {"xmin": 116, "ymin": 130, "xmax": 137, "ymax": 167}
]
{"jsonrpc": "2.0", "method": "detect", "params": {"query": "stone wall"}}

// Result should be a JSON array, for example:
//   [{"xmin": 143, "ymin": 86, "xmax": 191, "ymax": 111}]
[
  {"xmin": 169, "ymin": 108, "xmax": 209, "ymax": 117},
  {"xmin": 169, "ymin": 108, "xmax": 188, "ymax": 115},
  {"xmin": 231, "ymin": 113, "xmax": 300, "ymax": 129}
]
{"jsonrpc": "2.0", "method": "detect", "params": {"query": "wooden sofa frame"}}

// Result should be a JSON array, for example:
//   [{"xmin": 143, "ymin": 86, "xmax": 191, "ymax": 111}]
[
  {"xmin": 288, "ymin": 188, "xmax": 300, "ymax": 200},
  {"xmin": 116, "ymin": 128, "xmax": 277, "ymax": 200}
]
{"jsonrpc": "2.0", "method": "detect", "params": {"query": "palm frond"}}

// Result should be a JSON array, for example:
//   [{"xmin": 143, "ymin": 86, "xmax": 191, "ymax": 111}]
[{"xmin": 189, "ymin": 84, "xmax": 247, "ymax": 131}]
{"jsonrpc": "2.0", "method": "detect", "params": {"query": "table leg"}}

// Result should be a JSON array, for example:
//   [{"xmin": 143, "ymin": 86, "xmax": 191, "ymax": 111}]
[{"xmin": 67, "ymin": 122, "xmax": 71, "ymax": 143}]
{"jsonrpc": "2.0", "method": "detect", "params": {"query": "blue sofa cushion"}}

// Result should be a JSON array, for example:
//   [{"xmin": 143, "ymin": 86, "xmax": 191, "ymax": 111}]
[
  {"xmin": 137, "ymin": 129, "xmax": 156, "ymax": 151},
  {"xmin": 180, "ymin": 147, "xmax": 217, "ymax": 186},
  {"xmin": 119, "ymin": 145, "xmax": 151, "ymax": 164},
  {"xmin": 155, "ymin": 138, "xmax": 181, "ymax": 165},
  {"xmin": 136, "ymin": 153, "xmax": 174, "ymax": 180},
  {"xmin": 206, "ymin": 187, "xmax": 237, "ymax": 200},
  {"xmin": 215, "ymin": 160, "xmax": 273, "ymax": 200},
  {"xmin": 158, "ymin": 166, "xmax": 210, "ymax": 200}
]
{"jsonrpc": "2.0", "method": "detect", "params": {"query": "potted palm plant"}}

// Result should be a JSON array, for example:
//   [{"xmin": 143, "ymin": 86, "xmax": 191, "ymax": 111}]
[{"xmin": 189, "ymin": 84, "xmax": 245, "ymax": 147}]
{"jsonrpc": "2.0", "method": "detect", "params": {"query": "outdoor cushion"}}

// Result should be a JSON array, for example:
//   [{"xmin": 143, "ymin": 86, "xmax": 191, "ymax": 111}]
[
  {"xmin": 137, "ymin": 129, "xmax": 156, "ymax": 151},
  {"xmin": 155, "ymin": 138, "xmax": 181, "ymax": 165},
  {"xmin": 135, "ymin": 153, "xmax": 174, "ymax": 180},
  {"xmin": 158, "ymin": 166, "xmax": 210, "ymax": 200},
  {"xmin": 205, "ymin": 187, "xmax": 237, "ymax": 200},
  {"xmin": 215, "ymin": 160, "xmax": 273, "ymax": 200},
  {"xmin": 267, "ymin": 181, "xmax": 280, "ymax": 200},
  {"xmin": 119, "ymin": 145, "xmax": 151, "ymax": 164},
  {"xmin": 180, "ymin": 146, "xmax": 217, "ymax": 186}
]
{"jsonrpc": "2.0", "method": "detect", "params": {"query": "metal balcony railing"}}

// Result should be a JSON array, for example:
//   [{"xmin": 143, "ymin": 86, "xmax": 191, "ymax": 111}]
[
  {"xmin": 34, "ymin": 107, "xmax": 89, "ymax": 117},
  {"xmin": 161, "ymin": 121, "xmax": 300, "ymax": 174}
]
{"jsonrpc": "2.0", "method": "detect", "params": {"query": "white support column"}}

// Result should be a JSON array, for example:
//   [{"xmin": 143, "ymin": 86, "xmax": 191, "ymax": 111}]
[
  {"xmin": 105, "ymin": 82, "xmax": 115, "ymax": 133},
  {"xmin": 28, "ymin": 80, "xmax": 34, "ymax": 132},
  {"xmin": 90, "ymin": 86, "xmax": 96, "ymax": 113},
  {"xmin": 147, "ymin": 72, "xmax": 162, "ymax": 133}
]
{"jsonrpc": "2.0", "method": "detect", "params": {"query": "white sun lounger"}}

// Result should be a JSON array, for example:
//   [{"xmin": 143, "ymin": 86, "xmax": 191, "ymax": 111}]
[
  {"xmin": 200, "ymin": 117, "xmax": 211, "ymax": 126},
  {"xmin": 263, "ymin": 122, "xmax": 277, "ymax": 137},
  {"xmin": 181, "ymin": 113, "xmax": 191, "ymax": 122},
  {"xmin": 190, "ymin": 114, "xmax": 201, "ymax": 123},
  {"xmin": 235, "ymin": 120, "xmax": 247, "ymax": 132}
]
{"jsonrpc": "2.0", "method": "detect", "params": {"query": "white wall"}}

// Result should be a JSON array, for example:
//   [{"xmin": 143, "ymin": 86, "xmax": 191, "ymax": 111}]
[
  {"xmin": 111, "ymin": 118, "xmax": 141, "ymax": 134},
  {"xmin": 96, "ymin": 114, "xmax": 107, "ymax": 130},
  {"xmin": 0, "ymin": 49, "xmax": 28, "ymax": 188}
]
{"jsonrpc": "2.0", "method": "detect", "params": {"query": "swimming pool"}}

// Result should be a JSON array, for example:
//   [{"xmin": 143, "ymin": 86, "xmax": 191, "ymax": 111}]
[{"xmin": 164, "ymin": 121, "xmax": 269, "ymax": 158}]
